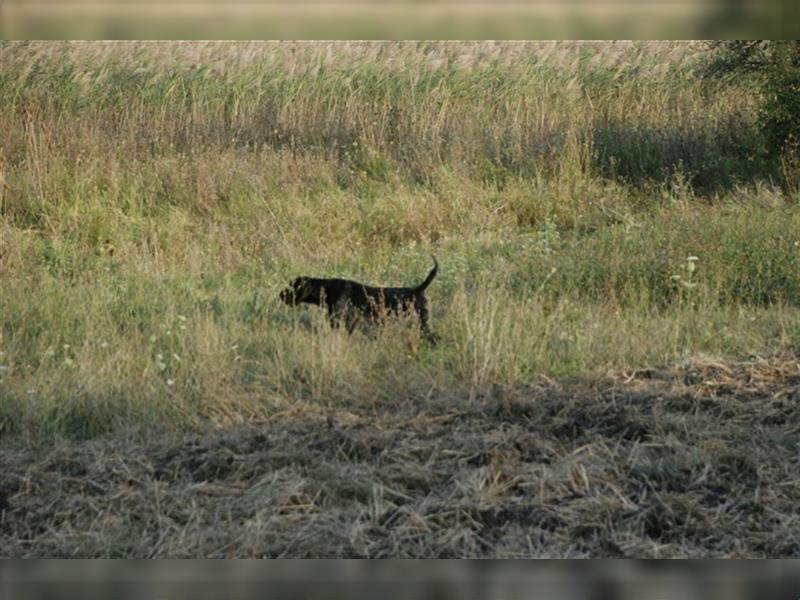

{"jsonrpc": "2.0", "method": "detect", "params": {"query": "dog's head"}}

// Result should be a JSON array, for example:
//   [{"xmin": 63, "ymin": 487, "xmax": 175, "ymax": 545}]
[{"xmin": 280, "ymin": 277, "xmax": 324, "ymax": 306}]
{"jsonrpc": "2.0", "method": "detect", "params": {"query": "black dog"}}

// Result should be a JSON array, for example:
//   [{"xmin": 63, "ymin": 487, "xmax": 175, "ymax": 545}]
[{"xmin": 280, "ymin": 256, "xmax": 439, "ymax": 344}]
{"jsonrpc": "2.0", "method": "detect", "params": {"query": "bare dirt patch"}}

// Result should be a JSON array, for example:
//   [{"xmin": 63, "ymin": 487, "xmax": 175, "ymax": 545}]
[{"xmin": 2, "ymin": 354, "xmax": 799, "ymax": 557}]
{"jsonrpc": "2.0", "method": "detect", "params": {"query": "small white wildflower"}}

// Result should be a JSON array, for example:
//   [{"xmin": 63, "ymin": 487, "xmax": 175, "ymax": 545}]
[
  {"xmin": 166, "ymin": 378, "xmax": 174, "ymax": 386},
  {"xmin": 687, "ymin": 256, "xmax": 699, "ymax": 262},
  {"xmin": 63, "ymin": 357, "xmax": 74, "ymax": 367},
  {"xmin": 177, "ymin": 314, "xmax": 188, "ymax": 322},
  {"xmin": 100, "ymin": 341, "xmax": 109, "ymax": 349},
  {"xmin": 62, "ymin": 344, "xmax": 70, "ymax": 350}
]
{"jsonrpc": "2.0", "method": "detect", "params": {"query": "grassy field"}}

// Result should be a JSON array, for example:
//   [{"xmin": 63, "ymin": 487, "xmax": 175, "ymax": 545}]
[{"xmin": 1, "ymin": 41, "xmax": 799, "ymax": 557}]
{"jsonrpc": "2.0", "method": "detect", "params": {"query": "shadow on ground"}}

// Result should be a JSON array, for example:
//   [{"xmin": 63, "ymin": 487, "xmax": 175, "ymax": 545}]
[
  {"xmin": 1, "ymin": 354, "xmax": 799, "ymax": 557},
  {"xmin": 592, "ymin": 118, "xmax": 774, "ymax": 194}
]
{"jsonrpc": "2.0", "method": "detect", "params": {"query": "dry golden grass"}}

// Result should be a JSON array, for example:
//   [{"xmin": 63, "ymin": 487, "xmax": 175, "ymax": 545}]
[{"xmin": 2, "ymin": 352, "xmax": 799, "ymax": 557}]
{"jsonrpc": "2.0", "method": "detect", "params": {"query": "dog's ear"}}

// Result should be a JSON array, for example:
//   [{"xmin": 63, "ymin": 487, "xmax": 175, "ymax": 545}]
[
  {"xmin": 291, "ymin": 277, "xmax": 308, "ymax": 299},
  {"xmin": 293, "ymin": 277, "xmax": 323, "ymax": 304}
]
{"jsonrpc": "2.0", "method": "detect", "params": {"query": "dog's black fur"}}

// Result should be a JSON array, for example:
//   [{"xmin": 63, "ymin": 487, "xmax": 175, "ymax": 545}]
[{"xmin": 280, "ymin": 256, "xmax": 439, "ymax": 344}]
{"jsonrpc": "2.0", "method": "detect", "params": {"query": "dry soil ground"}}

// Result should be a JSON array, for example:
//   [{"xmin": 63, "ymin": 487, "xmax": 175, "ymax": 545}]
[{"xmin": 2, "ymin": 354, "xmax": 799, "ymax": 558}]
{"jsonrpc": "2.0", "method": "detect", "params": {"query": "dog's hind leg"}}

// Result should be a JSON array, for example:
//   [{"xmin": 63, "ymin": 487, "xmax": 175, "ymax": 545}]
[{"xmin": 418, "ymin": 305, "xmax": 438, "ymax": 346}]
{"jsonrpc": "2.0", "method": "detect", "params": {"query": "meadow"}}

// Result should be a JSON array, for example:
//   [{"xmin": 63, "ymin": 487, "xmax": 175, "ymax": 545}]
[
  {"xmin": 1, "ymin": 41, "xmax": 799, "ymax": 557},
  {"xmin": 2, "ymin": 41, "xmax": 798, "ymax": 437}
]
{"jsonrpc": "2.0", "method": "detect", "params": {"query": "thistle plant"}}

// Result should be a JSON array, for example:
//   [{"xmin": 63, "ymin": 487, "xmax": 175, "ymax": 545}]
[{"xmin": 671, "ymin": 255, "xmax": 700, "ymax": 306}]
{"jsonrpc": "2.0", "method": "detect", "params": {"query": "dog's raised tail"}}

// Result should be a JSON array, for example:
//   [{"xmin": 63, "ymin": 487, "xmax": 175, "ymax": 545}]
[{"xmin": 416, "ymin": 255, "xmax": 438, "ymax": 292}]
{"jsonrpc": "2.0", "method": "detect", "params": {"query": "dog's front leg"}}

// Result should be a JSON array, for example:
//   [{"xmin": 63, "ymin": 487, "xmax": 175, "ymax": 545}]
[{"xmin": 329, "ymin": 298, "xmax": 358, "ymax": 334}]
